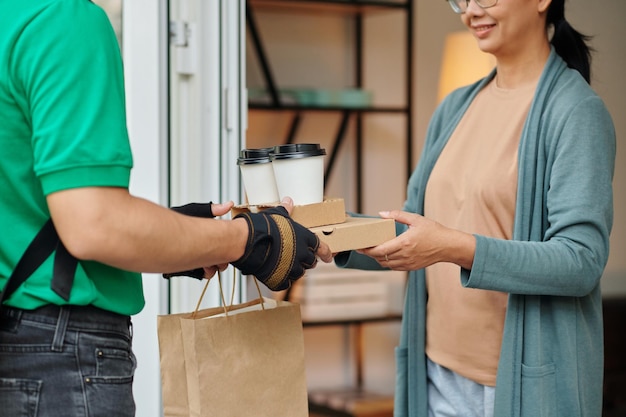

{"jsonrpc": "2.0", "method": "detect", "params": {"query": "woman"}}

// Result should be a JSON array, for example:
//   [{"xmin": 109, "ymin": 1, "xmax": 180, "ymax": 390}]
[{"xmin": 336, "ymin": 0, "xmax": 616, "ymax": 416}]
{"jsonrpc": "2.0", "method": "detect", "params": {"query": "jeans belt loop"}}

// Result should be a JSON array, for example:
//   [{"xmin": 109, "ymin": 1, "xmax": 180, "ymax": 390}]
[{"xmin": 51, "ymin": 306, "xmax": 70, "ymax": 352}]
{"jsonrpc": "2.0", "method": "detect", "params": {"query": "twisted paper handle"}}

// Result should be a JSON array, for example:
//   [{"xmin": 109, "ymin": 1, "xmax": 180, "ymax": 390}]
[{"xmin": 192, "ymin": 269, "xmax": 266, "ymax": 318}]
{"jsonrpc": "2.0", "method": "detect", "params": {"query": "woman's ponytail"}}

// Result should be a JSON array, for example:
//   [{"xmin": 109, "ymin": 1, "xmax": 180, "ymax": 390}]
[{"xmin": 547, "ymin": 0, "xmax": 593, "ymax": 83}]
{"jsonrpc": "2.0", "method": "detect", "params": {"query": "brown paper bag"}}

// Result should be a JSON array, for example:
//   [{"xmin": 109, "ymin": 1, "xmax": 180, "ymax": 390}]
[
  {"xmin": 157, "ymin": 304, "xmax": 218, "ymax": 417},
  {"xmin": 158, "ymin": 277, "xmax": 309, "ymax": 417},
  {"xmin": 181, "ymin": 296, "xmax": 309, "ymax": 417}
]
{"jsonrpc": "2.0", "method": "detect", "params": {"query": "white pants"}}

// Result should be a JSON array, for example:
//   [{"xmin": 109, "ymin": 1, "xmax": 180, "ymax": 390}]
[{"xmin": 427, "ymin": 356, "xmax": 495, "ymax": 417}]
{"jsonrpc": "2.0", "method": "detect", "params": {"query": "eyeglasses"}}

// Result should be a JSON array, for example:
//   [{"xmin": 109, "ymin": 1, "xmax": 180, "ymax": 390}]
[{"xmin": 446, "ymin": 0, "xmax": 498, "ymax": 14}]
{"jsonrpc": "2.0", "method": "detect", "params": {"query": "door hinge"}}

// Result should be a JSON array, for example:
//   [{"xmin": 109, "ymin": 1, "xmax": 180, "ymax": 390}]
[
  {"xmin": 169, "ymin": 20, "xmax": 197, "ymax": 75},
  {"xmin": 169, "ymin": 20, "xmax": 190, "ymax": 47}
]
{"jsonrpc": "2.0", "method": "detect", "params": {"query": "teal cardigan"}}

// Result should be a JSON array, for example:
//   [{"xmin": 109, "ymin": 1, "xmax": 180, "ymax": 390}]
[{"xmin": 336, "ymin": 49, "xmax": 616, "ymax": 417}]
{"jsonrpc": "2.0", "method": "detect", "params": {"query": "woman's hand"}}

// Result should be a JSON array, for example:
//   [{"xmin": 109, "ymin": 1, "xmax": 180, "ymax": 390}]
[{"xmin": 359, "ymin": 210, "xmax": 476, "ymax": 271}]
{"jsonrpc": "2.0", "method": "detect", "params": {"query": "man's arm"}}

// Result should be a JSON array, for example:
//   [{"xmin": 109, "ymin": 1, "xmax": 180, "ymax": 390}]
[{"xmin": 47, "ymin": 186, "xmax": 248, "ymax": 275}]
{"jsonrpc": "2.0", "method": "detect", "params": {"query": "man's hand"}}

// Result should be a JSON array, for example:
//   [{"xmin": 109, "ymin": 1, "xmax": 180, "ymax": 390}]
[
  {"xmin": 280, "ymin": 197, "xmax": 332, "ymax": 263},
  {"xmin": 232, "ymin": 197, "xmax": 331, "ymax": 290}
]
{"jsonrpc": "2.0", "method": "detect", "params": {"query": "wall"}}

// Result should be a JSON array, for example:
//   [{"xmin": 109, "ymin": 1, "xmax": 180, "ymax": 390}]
[
  {"xmin": 245, "ymin": 0, "xmax": 626, "ymax": 396},
  {"xmin": 567, "ymin": 0, "xmax": 626, "ymax": 296}
]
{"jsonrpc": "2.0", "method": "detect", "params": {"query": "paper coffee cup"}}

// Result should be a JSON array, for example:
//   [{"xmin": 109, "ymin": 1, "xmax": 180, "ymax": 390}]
[
  {"xmin": 270, "ymin": 143, "xmax": 326, "ymax": 206},
  {"xmin": 237, "ymin": 148, "xmax": 280, "ymax": 205}
]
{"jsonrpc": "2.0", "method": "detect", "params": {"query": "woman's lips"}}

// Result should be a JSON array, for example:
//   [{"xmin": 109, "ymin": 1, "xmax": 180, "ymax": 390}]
[{"xmin": 472, "ymin": 24, "xmax": 495, "ymax": 38}]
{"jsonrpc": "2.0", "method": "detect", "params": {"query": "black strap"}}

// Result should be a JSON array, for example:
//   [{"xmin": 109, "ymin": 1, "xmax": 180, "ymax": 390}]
[
  {"xmin": 52, "ymin": 238, "xmax": 78, "ymax": 301},
  {"xmin": 1, "ymin": 219, "xmax": 77, "ymax": 306}
]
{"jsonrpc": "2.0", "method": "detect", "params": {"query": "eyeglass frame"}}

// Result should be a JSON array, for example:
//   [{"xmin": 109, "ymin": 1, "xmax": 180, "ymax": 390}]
[{"xmin": 446, "ymin": 0, "xmax": 498, "ymax": 14}]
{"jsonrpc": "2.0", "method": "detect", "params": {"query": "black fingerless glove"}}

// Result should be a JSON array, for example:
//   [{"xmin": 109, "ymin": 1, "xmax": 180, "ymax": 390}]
[
  {"xmin": 231, "ymin": 206, "xmax": 320, "ymax": 291},
  {"xmin": 162, "ymin": 203, "xmax": 214, "ymax": 280},
  {"xmin": 171, "ymin": 202, "xmax": 214, "ymax": 219}
]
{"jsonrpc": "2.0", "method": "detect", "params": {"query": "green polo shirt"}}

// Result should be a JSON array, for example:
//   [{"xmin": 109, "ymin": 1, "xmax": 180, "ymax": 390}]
[{"xmin": 0, "ymin": 0, "xmax": 144, "ymax": 315}]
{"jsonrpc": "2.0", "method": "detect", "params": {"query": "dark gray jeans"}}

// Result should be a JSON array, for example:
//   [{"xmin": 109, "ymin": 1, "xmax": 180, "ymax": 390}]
[{"xmin": 0, "ymin": 304, "xmax": 136, "ymax": 417}]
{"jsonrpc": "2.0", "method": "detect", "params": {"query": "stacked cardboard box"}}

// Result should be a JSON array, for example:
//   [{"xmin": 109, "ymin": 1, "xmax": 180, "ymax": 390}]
[
  {"xmin": 288, "ymin": 263, "xmax": 389, "ymax": 321},
  {"xmin": 234, "ymin": 198, "xmax": 398, "ymax": 321},
  {"xmin": 232, "ymin": 198, "xmax": 396, "ymax": 253}
]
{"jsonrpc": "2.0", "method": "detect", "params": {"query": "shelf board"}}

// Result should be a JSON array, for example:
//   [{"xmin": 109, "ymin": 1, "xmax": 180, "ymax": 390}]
[
  {"xmin": 249, "ymin": 103, "xmax": 408, "ymax": 113},
  {"xmin": 302, "ymin": 313, "xmax": 401, "ymax": 327},
  {"xmin": 309, "ymin": 388, "xmax": 394, "ymax": 417},
  {"xmin": 249, "ymin": 0, "xmax": 409, "ymax": 15}
]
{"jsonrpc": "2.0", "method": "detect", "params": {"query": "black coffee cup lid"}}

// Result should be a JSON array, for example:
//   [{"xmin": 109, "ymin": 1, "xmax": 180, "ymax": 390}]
[
  {"xmin": 237, "ymin": 147, "xmax": 274, "ymax": 165},
  {"xmin": 270, "ymin": 143, "xmax": 326, "ymax": 160}
]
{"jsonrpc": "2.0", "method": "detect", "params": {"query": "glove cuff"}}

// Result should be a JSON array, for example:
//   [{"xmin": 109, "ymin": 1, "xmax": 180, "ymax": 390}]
[
  {"xmin": 232, "ymin": 211, "xmax": 297, "ymax": 290},
  {"xmin": 161, "ymin": 202, "xmax": 215, "ymax": 280}
]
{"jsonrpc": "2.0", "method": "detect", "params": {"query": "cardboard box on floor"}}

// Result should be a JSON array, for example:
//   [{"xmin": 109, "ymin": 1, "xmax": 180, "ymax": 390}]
[
  {"xmin": 231, "ymin": 198, "xmax": 396, "ymax": 253},
  {"xmin": 288, "ymin": 264, "xmax": 390, "ymax": 321}
]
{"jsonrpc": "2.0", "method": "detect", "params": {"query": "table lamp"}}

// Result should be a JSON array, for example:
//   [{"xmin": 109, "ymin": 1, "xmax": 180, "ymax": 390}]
[{"xmin": 438, "ymin": 30, "xmax": 496, "ymax": 103}]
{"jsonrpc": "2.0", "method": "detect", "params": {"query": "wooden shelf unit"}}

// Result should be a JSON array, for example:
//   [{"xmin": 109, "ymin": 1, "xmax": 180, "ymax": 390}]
[{"xmin": 246, "ymin": 0, "xmax": 413, "ymax": 212}]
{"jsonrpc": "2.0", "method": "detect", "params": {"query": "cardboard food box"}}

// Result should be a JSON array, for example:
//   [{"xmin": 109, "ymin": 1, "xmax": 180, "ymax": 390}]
[
  {"xmin": 310, "ymin": 216, "xmax": 396, "ymax": 253},
  {"xmin": 231, "ymin": 197, "xmax": 346, "ymax": 228},
  {"xmin": 232, "ymin": 199, "xmax": 395, "ymax": 253}
]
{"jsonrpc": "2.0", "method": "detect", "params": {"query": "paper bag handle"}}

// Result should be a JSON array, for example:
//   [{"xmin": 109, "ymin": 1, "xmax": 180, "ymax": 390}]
[{"xmin": 192, "ymin": 269, "xmax": 266, "ymax": 318}]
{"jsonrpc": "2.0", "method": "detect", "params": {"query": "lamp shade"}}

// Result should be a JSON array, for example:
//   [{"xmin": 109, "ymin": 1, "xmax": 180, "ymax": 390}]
[{"xmin": 438, "ymin": 31, "xmax": 496, "ymax": 103}]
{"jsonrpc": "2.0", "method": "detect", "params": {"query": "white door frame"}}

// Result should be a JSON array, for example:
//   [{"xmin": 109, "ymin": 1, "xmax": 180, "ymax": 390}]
[
  {"xmin": 123, "ymin": 1, "xmax": 245, "ymax": 415},
  {"xmin": 168, "ymin": 0, "xmax": 246, "ymax": 313},
  {"xmin": 123, "ymin": 1, "xmax": 169, "ymax": 416}
]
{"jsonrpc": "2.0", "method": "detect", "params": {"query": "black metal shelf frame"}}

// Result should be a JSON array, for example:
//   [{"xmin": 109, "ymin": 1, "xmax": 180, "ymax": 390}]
[{"xmin": 246, "ymin": 0, "xmax": 413, "ymax": 212}]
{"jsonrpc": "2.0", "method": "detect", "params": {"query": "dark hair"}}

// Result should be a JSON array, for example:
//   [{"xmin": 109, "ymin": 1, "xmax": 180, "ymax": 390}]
[{"xmin": 547, "ymin": 0, "xmax": 593, "ymax": 83}]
